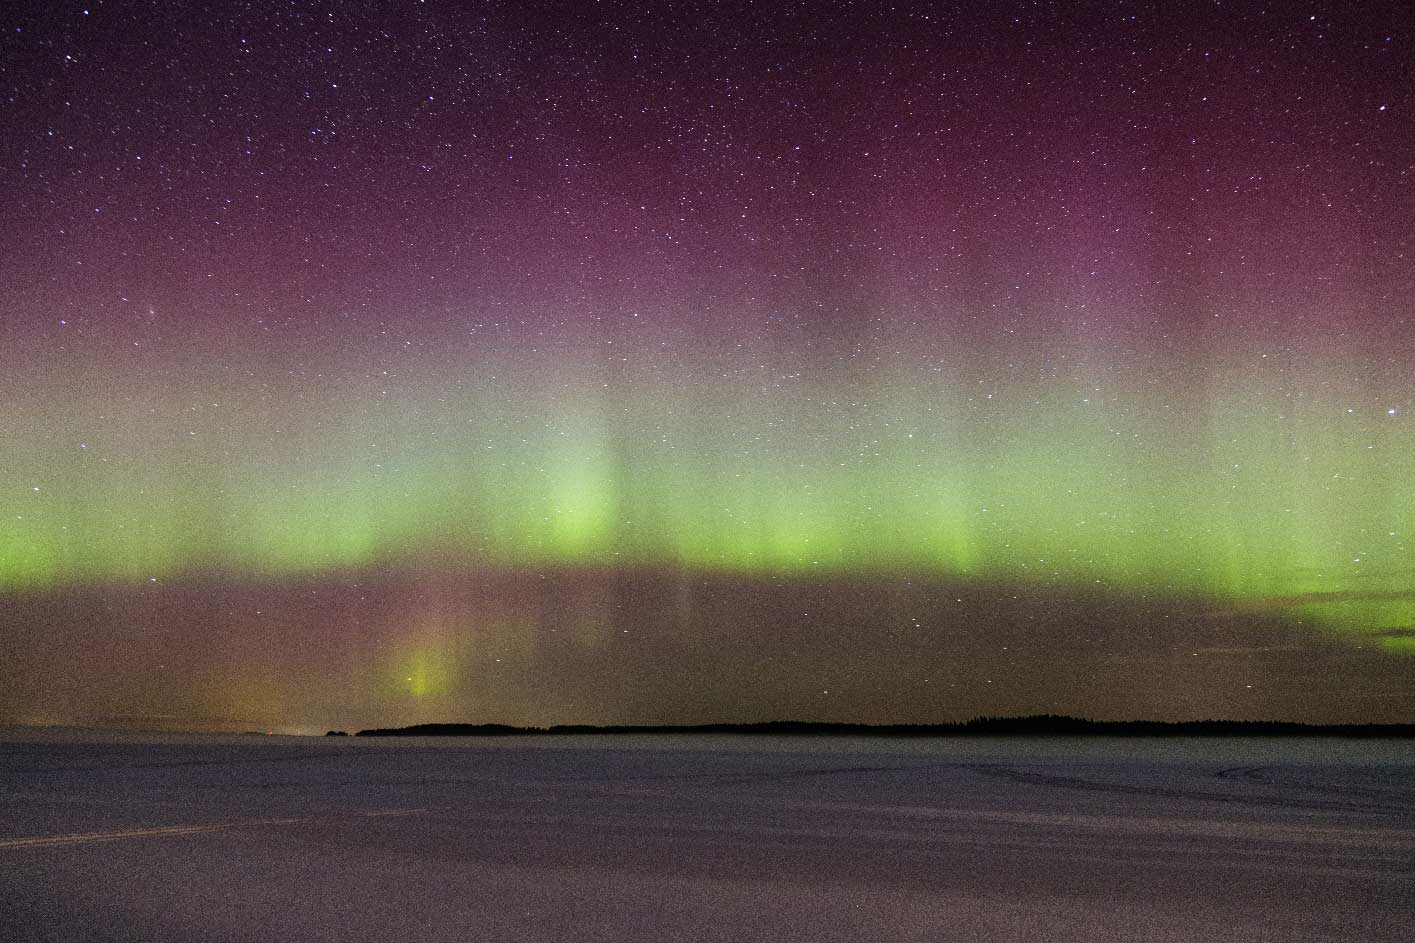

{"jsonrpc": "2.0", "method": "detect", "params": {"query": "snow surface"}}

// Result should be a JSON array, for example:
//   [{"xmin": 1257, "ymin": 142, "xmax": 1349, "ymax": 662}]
[{"xmin": 1, "ymin": 730, "xmax": 1411, "ymax": 941}]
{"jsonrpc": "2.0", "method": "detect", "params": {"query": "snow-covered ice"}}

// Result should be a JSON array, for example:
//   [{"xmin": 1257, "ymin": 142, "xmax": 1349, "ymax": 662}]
[{"xmin": 2, "ymin": 729, "xmax": 1411, "ymax": 941}]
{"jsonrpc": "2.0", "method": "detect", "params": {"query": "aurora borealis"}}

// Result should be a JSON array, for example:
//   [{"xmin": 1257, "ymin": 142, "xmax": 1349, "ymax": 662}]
[{"xmin": 2, "ymin": 2, "xmax": 1412, "ymax": 732}]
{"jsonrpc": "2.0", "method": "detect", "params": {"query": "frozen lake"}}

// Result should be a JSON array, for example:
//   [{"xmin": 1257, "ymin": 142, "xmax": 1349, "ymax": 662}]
[{"xmin": 2, "ymin": 729, "xmax": 1411, "ymax": 941}]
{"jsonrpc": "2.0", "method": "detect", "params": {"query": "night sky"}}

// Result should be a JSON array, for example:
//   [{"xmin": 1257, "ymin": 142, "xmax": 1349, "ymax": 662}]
[{"xmin": 2, "ymin": 2, "xmax": 1412, "ymax": 733}]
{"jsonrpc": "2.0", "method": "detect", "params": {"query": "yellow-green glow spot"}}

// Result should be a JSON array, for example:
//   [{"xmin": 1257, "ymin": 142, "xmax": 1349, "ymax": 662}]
[{"xmin": 393, "ymin": 637, "xmax": 458, "ymax": 701}]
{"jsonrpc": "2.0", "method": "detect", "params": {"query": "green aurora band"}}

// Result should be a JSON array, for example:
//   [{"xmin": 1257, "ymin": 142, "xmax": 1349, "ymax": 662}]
[{"xmin": 3, "ymin": 319, "xmax": 1411, "ymax": 656}]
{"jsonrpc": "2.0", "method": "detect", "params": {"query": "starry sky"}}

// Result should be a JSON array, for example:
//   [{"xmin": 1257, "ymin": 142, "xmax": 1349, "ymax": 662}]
[{"xmin": 2, "ymin": 1, "xmax": 1412, "ymax": 733}]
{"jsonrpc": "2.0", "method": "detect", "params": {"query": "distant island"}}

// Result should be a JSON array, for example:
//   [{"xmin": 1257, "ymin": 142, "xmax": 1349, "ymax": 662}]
[{"xmin": 353, "ymin": 716, "xmax": 1415, "ymax": 738}]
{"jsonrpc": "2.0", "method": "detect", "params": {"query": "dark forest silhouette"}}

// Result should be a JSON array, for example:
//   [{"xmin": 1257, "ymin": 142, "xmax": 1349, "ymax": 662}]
[{"xmin": 353, "ymin": 715, "xmax": 1415, "ymax": 738}]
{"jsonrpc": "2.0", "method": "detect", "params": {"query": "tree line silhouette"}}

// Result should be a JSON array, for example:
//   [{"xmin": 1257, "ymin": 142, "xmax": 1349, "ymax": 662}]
[{"xmin": 341, "ymin": 715, "xmax": 1415, "ymax": 738}]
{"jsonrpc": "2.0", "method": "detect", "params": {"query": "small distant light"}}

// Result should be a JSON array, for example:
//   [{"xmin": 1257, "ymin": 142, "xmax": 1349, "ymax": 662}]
[
  {"xmin": 1389, "ymin": 408, "xmax": 1398, "ymax": 415},
  {"xmin": 1379, "ymin": 105, "xmax": 1387, "ymax": 111}
]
